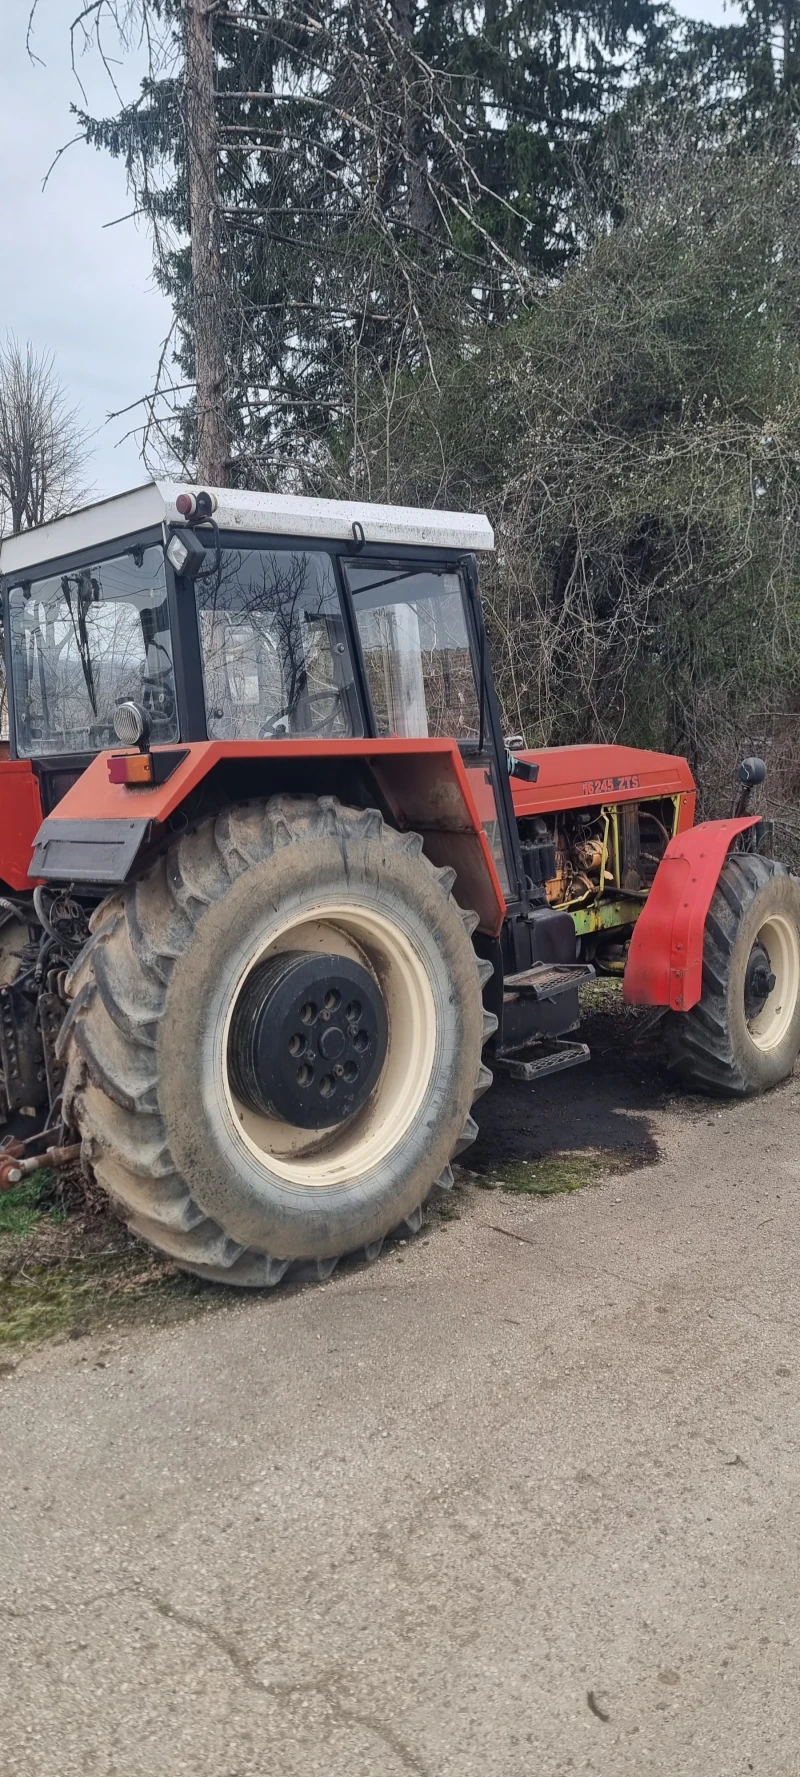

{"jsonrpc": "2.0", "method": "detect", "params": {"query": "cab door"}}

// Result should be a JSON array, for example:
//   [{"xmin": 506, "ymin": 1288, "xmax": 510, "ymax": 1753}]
[{"xmin": 343, "ymin": 556, "xmax": 524, "ymax": 902}]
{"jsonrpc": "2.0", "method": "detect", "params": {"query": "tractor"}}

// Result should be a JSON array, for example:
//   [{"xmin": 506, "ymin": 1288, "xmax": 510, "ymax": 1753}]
[{"xmin": 0, "ymin": 481, "xmax": 798, "ymax": 1284}]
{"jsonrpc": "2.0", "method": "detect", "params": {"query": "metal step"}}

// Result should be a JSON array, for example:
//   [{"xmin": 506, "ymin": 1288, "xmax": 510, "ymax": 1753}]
[
  {"xmin": 493, "ymin": 1039, "xmax": 591, "ymax": 1083},
  {"xmin": 503, "ymin": 961, "xmax": 595, "ymax": 1002}
]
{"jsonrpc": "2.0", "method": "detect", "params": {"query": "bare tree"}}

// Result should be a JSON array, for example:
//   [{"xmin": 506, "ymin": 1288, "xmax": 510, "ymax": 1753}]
[
  {"xmin": 0, "ymin": 337, "xmax": 89, "ymax": 738},
  {"xmin": 0, "ymin": 337, "xmax": 90, "ymax": 537}
]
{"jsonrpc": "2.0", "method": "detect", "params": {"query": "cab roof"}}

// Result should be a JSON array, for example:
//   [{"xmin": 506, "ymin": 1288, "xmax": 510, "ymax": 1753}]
[{"xmin": 0, "ymin": 480, "xmax": 495, "ymax": 577}]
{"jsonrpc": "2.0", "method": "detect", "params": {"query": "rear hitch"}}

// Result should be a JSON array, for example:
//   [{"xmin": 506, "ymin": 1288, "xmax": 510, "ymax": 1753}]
[{"xmin": 0, "ymin": 1141, "xmax": 81, "ymax": 1192}]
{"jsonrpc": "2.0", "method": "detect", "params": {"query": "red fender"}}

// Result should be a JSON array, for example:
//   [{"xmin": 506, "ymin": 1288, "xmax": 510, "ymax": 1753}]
[
  {"xmin": 623, "ymin": 817, "xmax": 760, "ymax": 1012},
  {"xmin": 0, "ymin": 760, "xmax": 44, "ymax": 890},
  {"xmin": 29, "ymin": 737, "xmax": 507, "ymax": 936}
]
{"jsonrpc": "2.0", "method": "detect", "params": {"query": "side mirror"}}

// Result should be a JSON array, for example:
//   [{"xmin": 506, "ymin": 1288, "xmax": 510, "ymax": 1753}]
[
  {"xmin": 737, "ymin": 757, "xmax": 767, "ymax": 787},
  {"xmin": 505, "ymin": 749, "xmax": 539, "ymax": 783},
  {"xmin": 733, "ymin": 755, "xmax": 766, "ymax": 828}
]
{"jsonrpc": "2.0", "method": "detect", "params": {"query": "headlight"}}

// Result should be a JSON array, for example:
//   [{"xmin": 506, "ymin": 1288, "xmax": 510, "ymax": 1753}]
[{"xmin": 113, "ymin": 701, "xmax": 150, "ymax": 748}]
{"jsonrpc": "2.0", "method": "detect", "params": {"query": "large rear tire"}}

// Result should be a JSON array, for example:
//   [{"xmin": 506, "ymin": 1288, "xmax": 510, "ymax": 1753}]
[
  {"xmin": 665, "ymin": 852, "xmax": 800, "ymax": 1096},
  {"xmin": 59, "ymin": 797, "xmax": 496, "ymax": 1284}
]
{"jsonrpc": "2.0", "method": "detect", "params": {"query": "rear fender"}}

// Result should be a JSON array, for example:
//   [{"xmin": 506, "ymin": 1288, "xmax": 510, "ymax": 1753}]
[
  {"xmin": 623, "ymin": 817, "xmax": 760, "ymax": 1011},
  {"xmin": 30, "ymin": 738, "xmax": 507, "ymax": 937}
]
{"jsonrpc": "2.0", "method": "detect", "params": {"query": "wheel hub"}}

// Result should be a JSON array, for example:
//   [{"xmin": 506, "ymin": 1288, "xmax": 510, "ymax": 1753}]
[
  {"xmin": 744, "ymin": 940, "xmax": 777, "ymax": 1021},
  {"xmin": 228, "ymin": 949, "xmax": 388, "ymax": 1129}
]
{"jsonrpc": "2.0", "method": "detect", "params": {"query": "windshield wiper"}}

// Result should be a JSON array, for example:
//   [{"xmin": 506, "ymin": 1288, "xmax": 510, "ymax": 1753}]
[
  {"xmin": 346, "ymin": 567, "xmax": 441, "ymax": 600},
  {"xmin": 61, "ymin": 573, "xmax": 99, "ymax": 717}
]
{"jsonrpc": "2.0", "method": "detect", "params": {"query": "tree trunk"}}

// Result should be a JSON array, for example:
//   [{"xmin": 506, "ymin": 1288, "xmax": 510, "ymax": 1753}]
[
  {"xmin": 390, "ymin": 0, "xmax": 437, "ymax": 238},
  {"xmin": 784, "ymin": 0, "xmax": 796, "ymax": 89},
  {"xmin": 185, "ymin": 0, "xmax": 229, "ymax": 486}
]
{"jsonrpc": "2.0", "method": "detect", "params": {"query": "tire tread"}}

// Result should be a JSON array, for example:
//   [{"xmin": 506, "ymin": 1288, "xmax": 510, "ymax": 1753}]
[
  {"xmin": 666, "ymin": 853, "xmax": 800, "ymax": 1097},
  {"xmin": 63, "ymin": 798, "xmax": 493, "ymax": 1285}
]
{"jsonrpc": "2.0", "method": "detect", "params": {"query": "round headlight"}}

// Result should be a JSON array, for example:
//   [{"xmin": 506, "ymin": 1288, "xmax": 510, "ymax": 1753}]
[{"xmin": 114, "ymin": 701, "xmax": 150, "ymax": 748}]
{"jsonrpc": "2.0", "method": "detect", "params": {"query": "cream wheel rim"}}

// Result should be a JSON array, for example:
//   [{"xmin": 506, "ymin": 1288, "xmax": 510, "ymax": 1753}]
[
  {"xmin": 746, "ymin": 913, "xmax": 800, "ymax": 1052},
  {"xmin": 220, "ymin": 900, "xmax": 438, "ymax": 1187}
]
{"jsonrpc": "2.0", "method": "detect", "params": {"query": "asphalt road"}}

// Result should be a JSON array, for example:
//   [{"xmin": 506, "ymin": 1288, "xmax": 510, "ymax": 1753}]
[{"xmin": 2, "ymin": 1069, "xmax": 800, "ymax": 1775}]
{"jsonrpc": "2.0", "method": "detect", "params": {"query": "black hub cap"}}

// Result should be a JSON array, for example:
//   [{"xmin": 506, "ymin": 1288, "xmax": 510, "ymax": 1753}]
[
  {"xmin": 228, "ymin": 949, "xmax": 388, "ymax": 1129},
  {"xmin": 744, "ymin": 940, "xmax": 776, "ymax": 1021}
]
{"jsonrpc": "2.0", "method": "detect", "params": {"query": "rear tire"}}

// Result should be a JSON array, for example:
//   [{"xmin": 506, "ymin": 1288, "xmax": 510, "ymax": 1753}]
[
  {"xmin": 59, "ymin": 797, "xmax": 496, "ymax": 1284},
  {"xmin": 665, "ymin": 853, "xmax": 800, "ymax": 1096}
]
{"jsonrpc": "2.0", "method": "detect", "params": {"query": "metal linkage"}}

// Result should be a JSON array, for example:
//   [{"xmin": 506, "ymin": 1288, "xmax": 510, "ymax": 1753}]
[{"xmin": 0, "ymin": 1141, "xmax": 81, "ymax": 1193}]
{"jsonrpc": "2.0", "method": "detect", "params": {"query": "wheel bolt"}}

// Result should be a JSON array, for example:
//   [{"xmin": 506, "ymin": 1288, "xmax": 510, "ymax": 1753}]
[{"xmin": 333, "ymin": 1063, "xmax": 344, "ymax": 1078}]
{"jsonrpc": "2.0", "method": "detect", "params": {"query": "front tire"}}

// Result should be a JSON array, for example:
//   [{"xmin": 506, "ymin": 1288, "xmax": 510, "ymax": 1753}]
[
  {"xmin": 59, "ymin": 797, "xmax": 495, "ymax": 1284},
  {"xmin": 665, "ymin": 853, "xmax": 800, "ymax": 1096}
]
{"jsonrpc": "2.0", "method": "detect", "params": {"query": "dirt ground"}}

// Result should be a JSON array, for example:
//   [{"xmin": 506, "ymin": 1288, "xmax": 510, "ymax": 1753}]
[
  {"xmin": 2, "ymin": 985, "xmax": 800, "ymax": 1774},
  {"xmin": 471, "ymin": 985, "xmax": 666, "ymax": 1175}
]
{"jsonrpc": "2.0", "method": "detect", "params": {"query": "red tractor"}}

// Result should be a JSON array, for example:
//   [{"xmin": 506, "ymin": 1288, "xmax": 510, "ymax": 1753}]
[{"xmin": 1, "ymin": 483, "xmax": 798, "ymax": 1283}]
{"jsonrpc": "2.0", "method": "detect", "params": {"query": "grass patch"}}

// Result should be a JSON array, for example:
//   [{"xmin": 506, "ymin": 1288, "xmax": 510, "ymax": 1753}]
[
  {"xmin": 0, "ymin": 1166, "xmax": 235, "ymax": 1349},
  {"xmin": 0, "ymin": 1170, "xmax": 64, "ymax": 1240},
  {"xmin": 473, "ymin": 1152, "xmax": 611, "ymax": 1196},
  {"xmin": 0, "ymin": 1247, "xmax": 222, "ymax": 1348}
]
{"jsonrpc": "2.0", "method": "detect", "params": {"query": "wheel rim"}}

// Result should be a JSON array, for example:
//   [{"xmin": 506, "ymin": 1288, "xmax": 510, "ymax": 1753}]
[
  {"xmin": 745, "ymin": 913, "xmax": 800, "ymax": 1052},
  {"xmin": 219, "ymin": 900, "xmax": 438, "ymax": 1187}
]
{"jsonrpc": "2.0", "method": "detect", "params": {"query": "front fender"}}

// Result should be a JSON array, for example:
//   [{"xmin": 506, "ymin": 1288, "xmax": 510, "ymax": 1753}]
[{"xmin": 623, "ymin": 818, "xmax": 760, "ymax": 1012}]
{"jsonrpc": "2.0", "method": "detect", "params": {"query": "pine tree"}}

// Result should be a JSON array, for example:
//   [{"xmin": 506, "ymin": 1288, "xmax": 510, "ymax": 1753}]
[{"xmin": 69, "ymin": 0, "xmax": 670, "ymax": 485}]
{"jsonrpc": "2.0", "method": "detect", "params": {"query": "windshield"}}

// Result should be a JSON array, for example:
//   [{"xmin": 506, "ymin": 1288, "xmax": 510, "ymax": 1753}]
[
  {"xmin": 196, "ymin": 547, "xmax": 359, "ymax": 739},
  {"xmin": 345, "ymin": 563, "xmax": 480, "ymax": 741},
  {"xmin": 8, "ymin": 545, "xmax": 177, "ymax": 758}
]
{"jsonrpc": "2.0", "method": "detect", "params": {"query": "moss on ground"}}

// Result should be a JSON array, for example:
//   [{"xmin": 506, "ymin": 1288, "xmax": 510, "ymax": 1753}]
[
  {"xmin": 0, "ymin": 1166, "xmax": 232, "ymax": 1349},
  {"xmin": 469, "ymin": 1151, "xmax": 614, "ymax": 1196},
  {"xmin": 0, "ymin": 1251, "xmax": 222, "ymax": 1347}
]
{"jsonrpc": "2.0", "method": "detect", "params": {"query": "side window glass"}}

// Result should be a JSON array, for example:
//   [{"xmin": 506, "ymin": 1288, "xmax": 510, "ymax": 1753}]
[
  {"xmin": 347, "ymin": 565, "xmax": 480, "ymax": 741},
  {"xmin": 464, "ymin": 762, "xmax": 512, "ymax": 895}
]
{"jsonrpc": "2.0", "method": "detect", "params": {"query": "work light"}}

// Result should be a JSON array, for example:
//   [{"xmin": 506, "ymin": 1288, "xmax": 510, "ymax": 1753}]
[{"xmin": 166, "ymin": 527, "xmax": 207, "ymax": 579}]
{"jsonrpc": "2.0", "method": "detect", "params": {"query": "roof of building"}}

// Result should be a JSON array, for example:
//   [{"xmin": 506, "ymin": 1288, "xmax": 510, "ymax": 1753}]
[{"xmin": 0, "ymin": 480, "xmax": 495, "ymax": 576}]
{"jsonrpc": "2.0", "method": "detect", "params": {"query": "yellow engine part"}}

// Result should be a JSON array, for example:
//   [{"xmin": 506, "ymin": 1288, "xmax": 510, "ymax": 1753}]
[
  {"xmin": 544, "ymin": 835, "xmax": 572, "ymax": 905},
  {"xmin": 545, "ymin": 815, "xmax": 614, "ymax": 907},
  {"xmin": 573, "ymin": 835, "xmax": 605, "ymax": 875}
]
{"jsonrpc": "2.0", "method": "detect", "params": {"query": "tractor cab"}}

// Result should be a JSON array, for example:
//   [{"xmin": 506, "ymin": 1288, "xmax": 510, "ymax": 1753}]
[{"xmin": 1, "ymin": 480, "xmax": 520, "ymax": 901}]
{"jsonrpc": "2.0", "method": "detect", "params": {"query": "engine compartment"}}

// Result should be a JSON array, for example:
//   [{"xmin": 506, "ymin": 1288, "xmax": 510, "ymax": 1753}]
[{"xmin": 516, "ymin": 796, "xmax": 681, "ymax": 964}]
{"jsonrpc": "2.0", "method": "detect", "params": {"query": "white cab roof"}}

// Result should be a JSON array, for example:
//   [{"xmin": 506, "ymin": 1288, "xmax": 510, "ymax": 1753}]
[{"xmin": 0, "ymin": 480, "xmax": 495, "ymax": 576}]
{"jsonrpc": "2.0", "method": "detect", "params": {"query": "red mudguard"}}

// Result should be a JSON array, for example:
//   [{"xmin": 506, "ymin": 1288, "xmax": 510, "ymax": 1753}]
[
  {"xmin": 0, "ymin": 760, "xmax": 43, "ymax": 890},
  {"xmin": 623, "ymin": 817, "xmax": 760, "ymax": 1012},
  {"xmin": 29, "ymin": 737, "xmax": 507, "ymax": 936}
]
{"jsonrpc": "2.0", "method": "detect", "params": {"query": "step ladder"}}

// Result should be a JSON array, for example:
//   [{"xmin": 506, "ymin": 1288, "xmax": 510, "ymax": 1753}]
[
  {"xmin": 503, "ymin": 960, "xmax": 596, "ymax": 1001},
  {"xmin": 492, "ymin": 1038, "xmax": 590, "ymax": 1082},
  {"xmin": 495, "ymin": 961, "xmax": 594, "ymax": 1080}
]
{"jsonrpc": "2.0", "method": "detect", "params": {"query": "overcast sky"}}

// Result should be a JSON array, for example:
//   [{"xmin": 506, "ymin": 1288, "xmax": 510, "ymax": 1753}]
[{"xmin": 1, "ymin": 0, "xmax": 739, "ymax": 505}]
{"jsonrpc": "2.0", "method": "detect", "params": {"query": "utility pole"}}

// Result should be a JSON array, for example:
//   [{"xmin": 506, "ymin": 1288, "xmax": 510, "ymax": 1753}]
[{"xmin": 185, "ymin": 0, "xmax": 229, "ymax": 485}]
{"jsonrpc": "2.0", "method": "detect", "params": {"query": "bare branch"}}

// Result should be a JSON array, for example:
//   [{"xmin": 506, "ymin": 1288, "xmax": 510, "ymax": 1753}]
[{"xmin": 0, "ymin": 336, "xmax": 91, "ymax": 537}]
